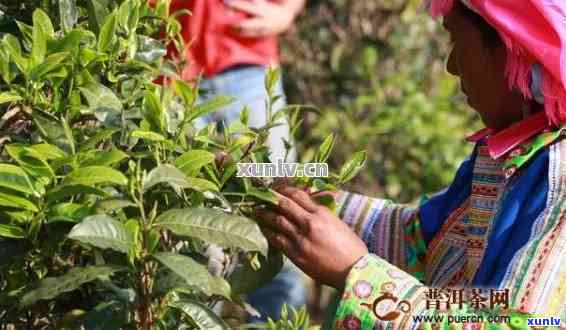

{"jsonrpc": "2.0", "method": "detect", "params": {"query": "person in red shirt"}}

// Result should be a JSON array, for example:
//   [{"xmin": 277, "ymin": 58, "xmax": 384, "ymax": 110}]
[{"xmin": 170, "ymin": 0, "xmax": 306, "ymax": 322}]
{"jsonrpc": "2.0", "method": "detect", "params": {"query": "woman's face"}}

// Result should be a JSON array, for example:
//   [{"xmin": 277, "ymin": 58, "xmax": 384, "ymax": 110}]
[{"xmin": 443, "ymin": 3, "xmax": 525, "ymax": 130}]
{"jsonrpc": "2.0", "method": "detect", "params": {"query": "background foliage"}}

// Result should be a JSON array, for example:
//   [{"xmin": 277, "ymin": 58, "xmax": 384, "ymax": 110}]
[{"xmin": 282, "ymin": 0, "xmax": 481, "ymax": 202}]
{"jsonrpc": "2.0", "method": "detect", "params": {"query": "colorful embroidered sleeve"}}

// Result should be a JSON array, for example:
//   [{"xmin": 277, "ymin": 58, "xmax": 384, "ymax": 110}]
[
  {"xmin": 335, "ymin": 192, "xmax": 427, "ymax": 280},
  {"xmin": 334, "ymin": 254, "xmax": 532, "ymax": 330}
]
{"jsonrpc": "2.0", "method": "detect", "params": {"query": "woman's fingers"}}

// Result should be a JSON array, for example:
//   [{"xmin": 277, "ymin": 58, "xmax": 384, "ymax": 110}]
[
  {"xmin": 274, "ymin": 193, "xmax": 310, "ymax": 229},
  {"xmin": 261, "ymin": 227, "xmax": 295, "ymax": 257},
  {"xmin": 277, "ymin": 186, "xmax": 320, "ymax": 213},
  {"xmin": 256, "ymin": 208, "xmax": 298, "ymax": 238}
]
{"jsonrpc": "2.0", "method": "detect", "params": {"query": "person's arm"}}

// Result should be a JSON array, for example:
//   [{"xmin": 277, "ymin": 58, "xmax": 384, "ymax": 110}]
[
  {"xmin": 255, "ymin": 187, "xmax": 532, "ymax": 329},
  {"xmin": 227, "ymin": 0, "xmax": 306, "ymax": 37}
]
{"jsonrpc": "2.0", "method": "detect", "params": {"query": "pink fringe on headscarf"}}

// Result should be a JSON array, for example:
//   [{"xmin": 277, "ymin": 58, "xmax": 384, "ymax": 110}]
[
  {"xmin": 499, "ymin": 32, "xmax": 566, "ymax": 126},
  {"xmin": 504, "ymin": 47, "xmax": 534, "ymax": 99},
  {"xmin": 542, "ymin": 68, "xmax": 566, "ymax": 125},
  {"xmin": 428, "ymin": 0, "xmax": 455, "ymax": 18}
]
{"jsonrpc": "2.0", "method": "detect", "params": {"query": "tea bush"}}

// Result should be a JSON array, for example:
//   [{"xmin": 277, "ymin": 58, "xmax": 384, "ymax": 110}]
[{"xmin": 0, "ymin": 1, "xmax": 364, "ymax": 328}]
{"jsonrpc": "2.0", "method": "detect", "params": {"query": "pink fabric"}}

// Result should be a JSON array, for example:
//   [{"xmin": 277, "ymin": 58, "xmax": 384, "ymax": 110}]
[{"xmin": 426, "ymin": 0, "xmax": 566, "ymax": 125}]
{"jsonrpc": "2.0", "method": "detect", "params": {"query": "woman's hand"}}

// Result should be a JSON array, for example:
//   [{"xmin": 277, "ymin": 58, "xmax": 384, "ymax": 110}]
[
  {"xmin": 255, "ymin": 186, "xmax": 368, "ymax": 290},
  {"xmin": 227, "ymin": 0, "xmax": 303, "ymax": 37}
]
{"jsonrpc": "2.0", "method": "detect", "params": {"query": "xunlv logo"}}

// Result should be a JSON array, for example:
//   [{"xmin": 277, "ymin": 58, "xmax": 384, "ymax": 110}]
[{"xmin": 527, "ymin": 317, "xmax": 561, "ymax": 327}]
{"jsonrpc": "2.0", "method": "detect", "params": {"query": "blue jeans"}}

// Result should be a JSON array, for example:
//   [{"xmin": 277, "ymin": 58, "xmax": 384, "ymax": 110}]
[
  {"xmin": 196, "ymin": 65, "xmax": 296, "ymax": 162},
  {"xmin": 197, "ymin": 66, "xmax": 306, "ymax": 321}
]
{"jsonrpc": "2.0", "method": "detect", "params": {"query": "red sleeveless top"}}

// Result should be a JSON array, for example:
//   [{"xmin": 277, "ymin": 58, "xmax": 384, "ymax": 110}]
[{"xmin": 170, "ymin": 0, "xmax": 280, "ymax": 80}]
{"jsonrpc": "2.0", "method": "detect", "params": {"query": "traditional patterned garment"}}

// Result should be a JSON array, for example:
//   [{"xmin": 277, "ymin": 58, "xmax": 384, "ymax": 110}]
[{"xmin": 333, "ymin": 113, "xmax": 566, "ymax": 329}]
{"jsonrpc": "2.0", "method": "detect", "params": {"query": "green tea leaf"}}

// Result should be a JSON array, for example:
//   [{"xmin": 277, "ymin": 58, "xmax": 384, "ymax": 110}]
[
  {"xmin": 29, "ymin": 52, "xmax": 69, "ymax": 81},
  {"xmin": 170, "ymin": 300, "xmax": 229, "ymax": 330},
  {"xmin": 86, "ymin": 0, "xmax": 110, "ymax": 35},
  {"xmin": 0, "ymin": 92, "xmax": 22, "ymax": 104},
  {"xmin": 172, "ymin": 79, "xmax": 196, "ymax": 106},
  {"xmin": 20, "ymin": 265, "xmax": 124, "ymax": 306},
  {"xmin": 338, "ymin": 150, "xmax": 367, "ymax": 183},
  {"xmin": 68, "ymin": 215, "xmax": 132, "ymax": 253},
  {"xmin": 131, "ymin": 130, "xmax": 166, "ymax": 142},
  {"xmin": 79, "ymin": 82, "xmax": 122, "ymax": 126},
  {"xmin": 62, "ymin": 166, "xmax": 128, "ymax": 187},
  {"xmin": 0, "ymin": 164, "xmax": 37, "ymax": 195},
  {"xmin": 47, "ymin": 202, "xmax": 91, "ymax": 223},
  {"xmin": 79, "ymin": 128, "xmax": 120, "ymax": 151},
  {"xmin": 155, "ymin": 208, "xmax": 268, "ymax": 256},
  {"xmin": 142, "ymin": 90, "xmax": 164, "ymax": 133},
  {"xmin": 188, "ymin": 95, "xmax": 235, "ymax": 122},
  {"xmin": 59, "ymin": 0, "xmax": 78, "ymax": 32},
  {"xmin": 183, "ymin": 177, "xmax": 219, "ymax": 192},
  {"xmin": 0, "ymin": 224, "xmax": 25, "ymax": 239},
  {"xmin": 135, "ymin": 35, "xmax": 165, "ymax": 64},
  {"xmin": 47, "ymin": 185, "xmax": 108, "ymax": 203},
  {"xmin": 2, "ymin": 34, "xmax": 28, "ymax": 74},
  {"xmin": 82, "ymin": 149, "xmax": 128, "ymax": 167},
  {"xmin": 97, "ymin": 11, "xmax": 117, "ymax": 52},
  {"xmin": 0, "ymin": 191, "xmax": 39, "ymax": 212},
  {"xmin": 143, "ymin": 164, "xmax": 188, "ymax": 191},
  {"xmin": 94, "ymin": 199, "xmax": 136, "ymax": 213},
  {"xmin": 31, "ymin": 9, "xmax": 53, "ymax": 67},
  {"xmin": 153, "ymin": 252, "xmax": 211, "ymax": 289},
  {"xmin": 247, "ymin": 187, "xmax": 278, "ymax": 205},
  {"xmin": 315, "ymin": 133, "xmax": 335, "ymax": 163},
  {"xmin": 174, "ymin": 150, "xmax": 215, "ymax": 177}
]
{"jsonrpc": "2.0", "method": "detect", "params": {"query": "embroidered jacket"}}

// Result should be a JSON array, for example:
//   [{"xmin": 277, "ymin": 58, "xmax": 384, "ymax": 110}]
[{"xmin": 334, "ymin": 115, "xmax": 566, "ymax": 329}]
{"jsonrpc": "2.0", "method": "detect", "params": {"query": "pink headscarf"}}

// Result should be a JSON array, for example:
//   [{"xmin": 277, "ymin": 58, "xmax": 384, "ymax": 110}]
[{"xmin": 426, "ymin": 0, "xmax": 566, "ymax": 126}]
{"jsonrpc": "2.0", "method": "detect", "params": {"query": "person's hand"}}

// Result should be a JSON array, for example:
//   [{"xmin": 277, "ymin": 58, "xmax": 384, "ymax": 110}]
[
  {"xmin": 227, "ymin": 0, "xmax": 301, "ymax": 37},
  {"xmin": 254, "ymin": 186, "xmax": 368, "ymax": 290}
]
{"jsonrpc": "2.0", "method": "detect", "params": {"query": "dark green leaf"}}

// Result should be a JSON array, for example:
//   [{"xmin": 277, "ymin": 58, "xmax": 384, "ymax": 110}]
[
  {"xmin": 68, "ymin": 215, "xmax": 133, "ymax": 253},
  {"xmin": 170, "ymin": 300, "xmax": 229, "ymax": 330},
  {"xmin": 155, "ymin": 208, "xmax": 268, "ymax": 256},
  {"xmin": 20, "ymin": 265, "xmax": 124, "ymax": 306},
  {"xmin": 47, "ymin": 185, "xmax": 108, "ymax": 203},
  {"xmin": 229, "ymin": 251, "xmax": 284, "ymax": 295},
  {"xmin": 87, "ymin": 0, "xmax": 110, "ymax": 35},
  {"xmin": 0, "ymin": 224, "xmax": 25, "ymax": 239},
  {"xmin": 80, "ymin": 301, "xmax": 126, "ymax": 330}
]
